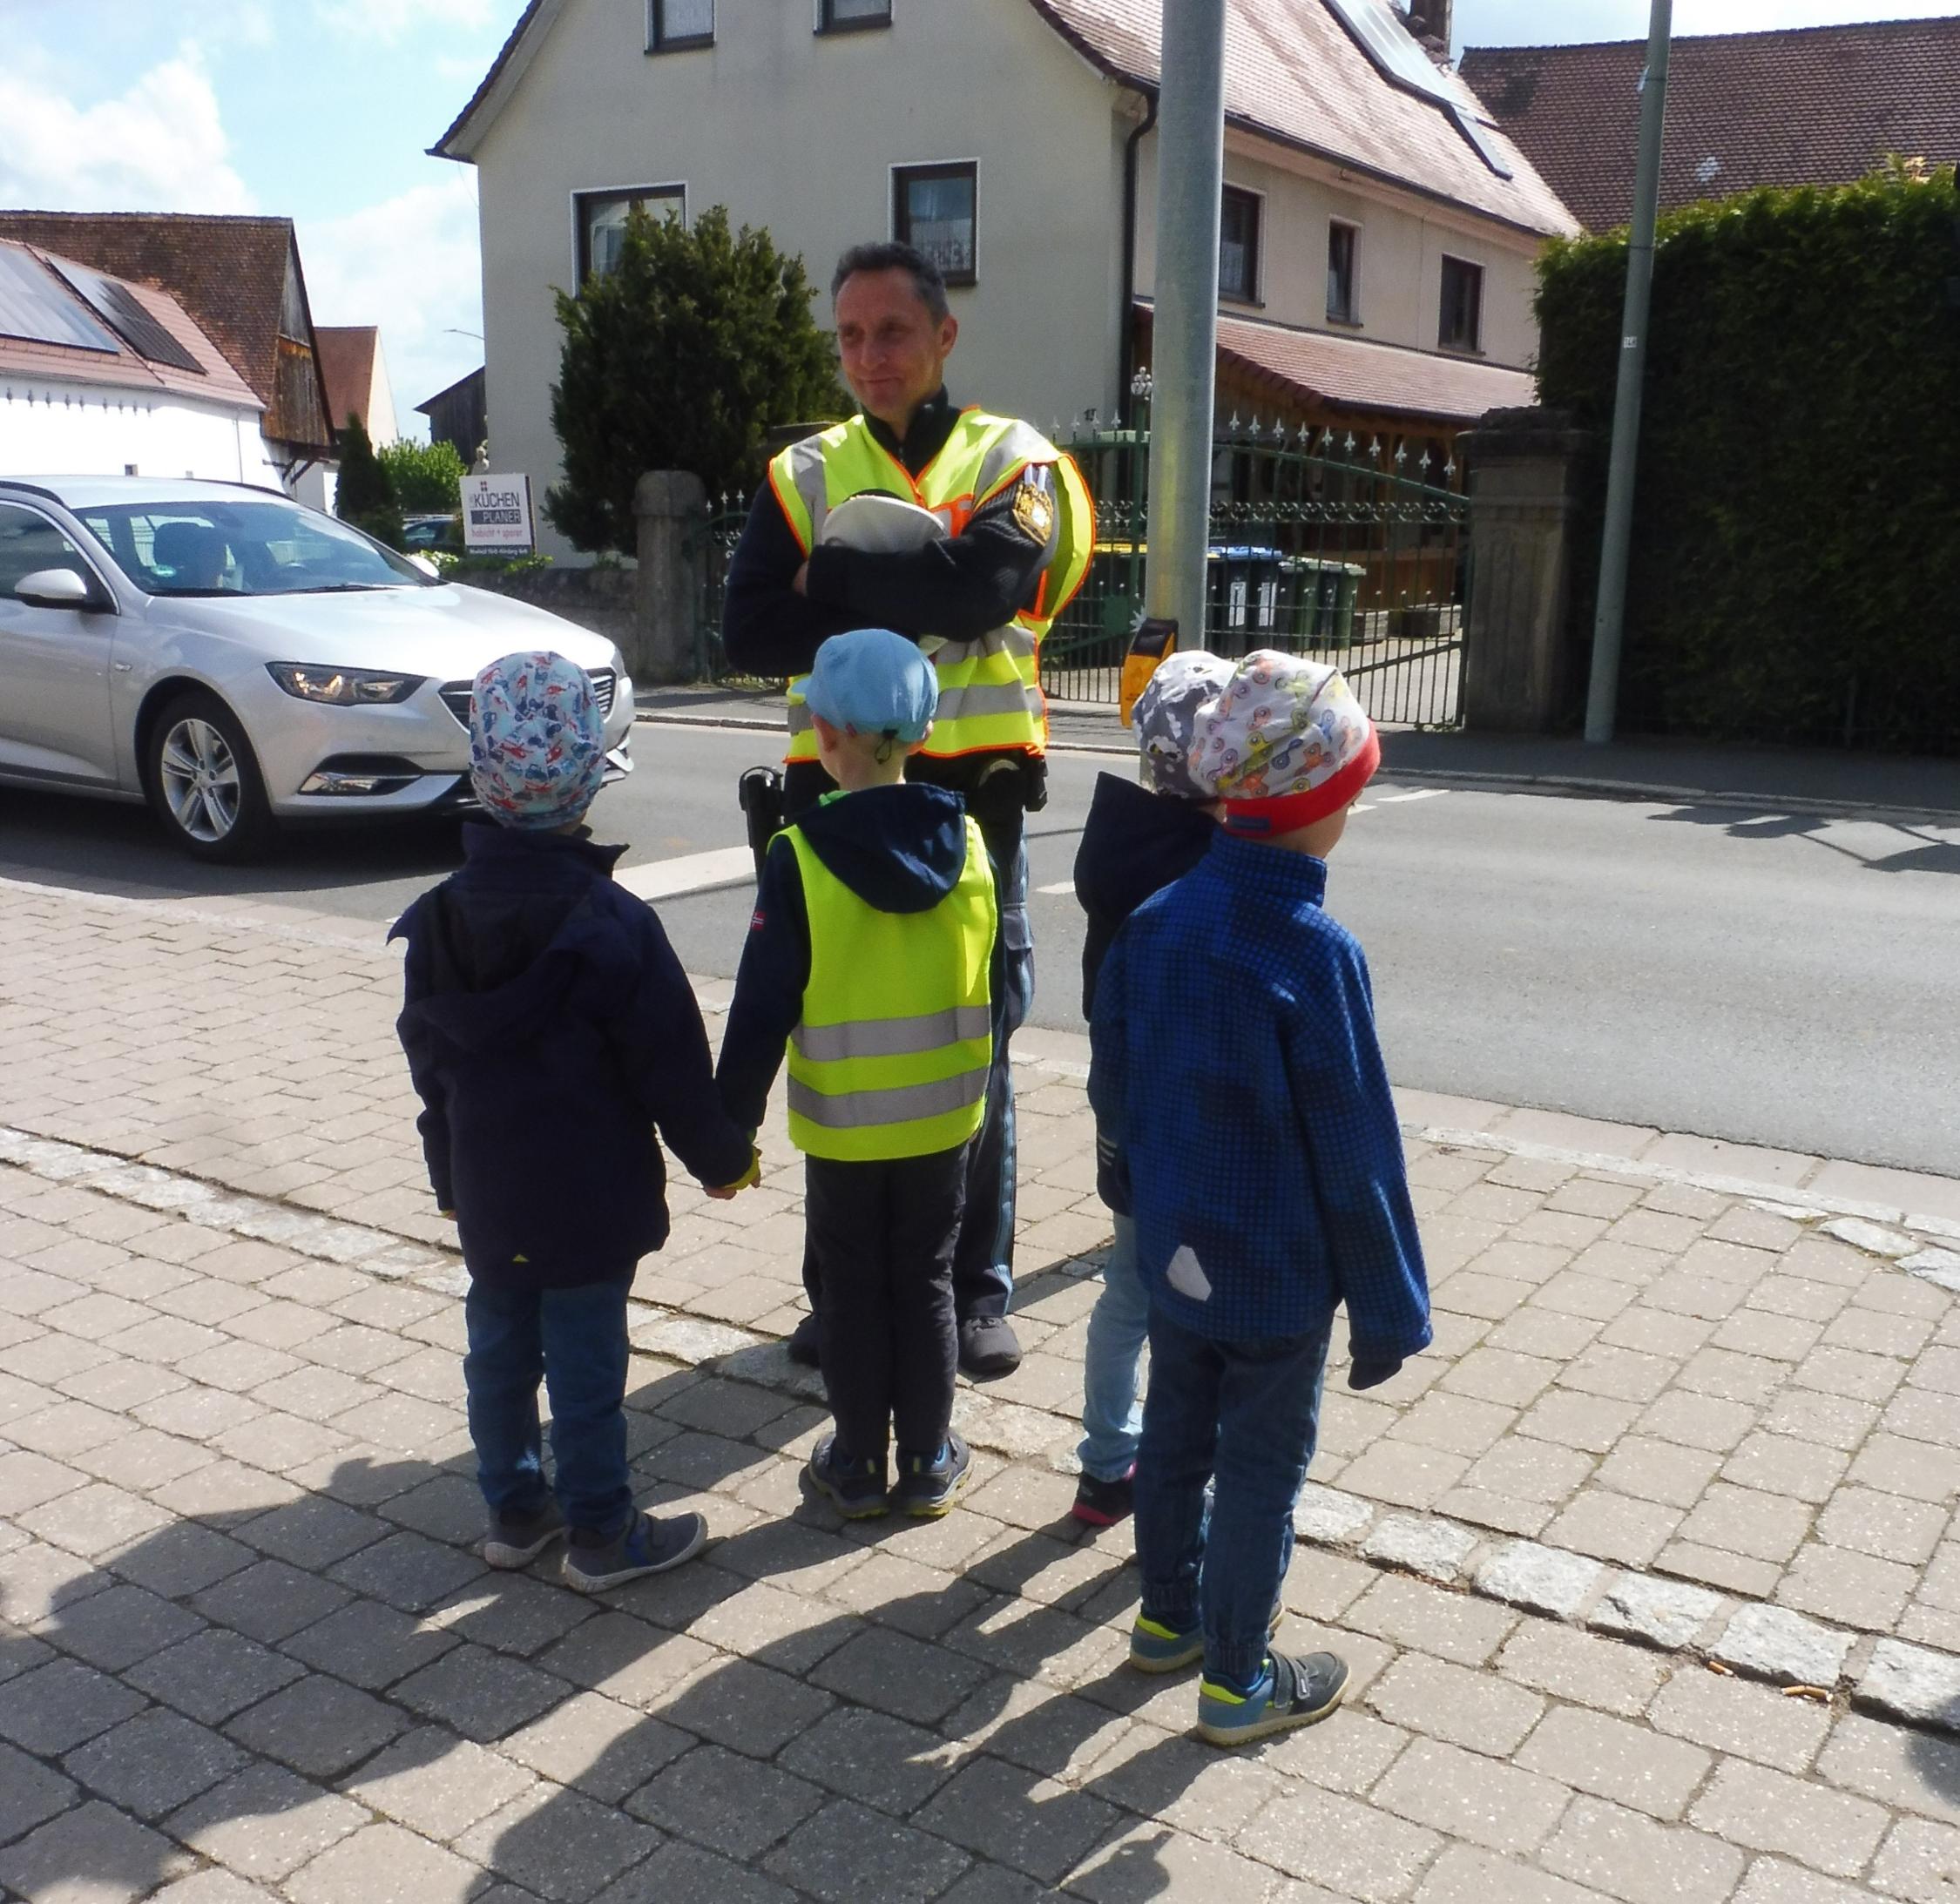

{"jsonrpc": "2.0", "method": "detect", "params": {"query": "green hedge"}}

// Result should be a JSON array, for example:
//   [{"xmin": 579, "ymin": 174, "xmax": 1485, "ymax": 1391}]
[{"xmin": 1535, "ymin": 161, "xmax": 1960, "ymax": 752}]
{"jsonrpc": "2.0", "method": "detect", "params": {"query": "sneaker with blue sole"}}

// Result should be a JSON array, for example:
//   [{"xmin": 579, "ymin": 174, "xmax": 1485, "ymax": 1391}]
[
  {"xmin": 893, "ymin": 1433, "xmax": 971, "ymax": 1518},
  {"xmin": 483, "ymin": 1499, "xmax": 566, "ymax": 1570},
  {"xmin": 1197, "ymin": 1649, "xmax": 1349, "ymax": 1747},
  {"xmin": 562, "ymin": 1510, "xmax": 706, "ymax": 1591},
  {"xmin": 807, "ymin": 1434, "xmax": 889, "ymax": 1519},
  {"xmin": 1128, "ymin": 1603, "xmax": 1281, "ymax": 1675}
]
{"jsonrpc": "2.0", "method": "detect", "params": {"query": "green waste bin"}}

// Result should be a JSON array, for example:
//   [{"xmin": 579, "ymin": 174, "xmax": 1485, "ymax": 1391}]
[{"xmin": 1281, "ymin": 556, "xmax": 1365, "ymax": 650}]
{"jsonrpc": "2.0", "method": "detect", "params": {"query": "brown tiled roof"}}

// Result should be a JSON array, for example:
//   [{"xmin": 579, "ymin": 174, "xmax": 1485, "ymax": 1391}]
[
  {"xmin": 1027, "ymin": 0, "xmax": 1576, "ymax": 236},
  {"xmin": 435, "ymin": 0, "xmax": 1576, "ymax": 238},
  {"xmin": 1458, "ymin": 17, "xmax": 1960, "ymax": 233},
  {"xmin": 0, "ymin": 212, "xmax": 306, "ymax": 410},
  {"xmin": 1137, "ymin": 301, "xmax": 1534, "ymax": 422},
  {"xmin": 314, "ymin": 325, "xmax": 380, "ymax": 434},
  {"xmin": 0, "ymin": 240, "xmax": 262, "ymax": 408}
]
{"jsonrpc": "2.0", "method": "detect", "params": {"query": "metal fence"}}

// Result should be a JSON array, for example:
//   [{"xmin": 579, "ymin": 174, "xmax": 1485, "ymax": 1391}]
[
  {"xmin": 1045, "ymin": 408, "xmax": 1469, "ymax": 725},
  {"xmin": 693, "ymin": 408, "xmax": 1470, "ymax": 725}
]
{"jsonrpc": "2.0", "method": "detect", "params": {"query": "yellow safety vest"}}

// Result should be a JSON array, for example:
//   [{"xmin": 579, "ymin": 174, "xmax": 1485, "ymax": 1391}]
[
  {"xmin": 769, "ymin": 409, "xmax": 1094, "ymax": 766},
  {"xmin": 781, "ymin": 809, "xmax": 997, "ymax": 1162}
]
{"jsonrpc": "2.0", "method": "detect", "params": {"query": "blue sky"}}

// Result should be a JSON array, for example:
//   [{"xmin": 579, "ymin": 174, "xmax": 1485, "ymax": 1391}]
[{"xmin": 2, "ymin": 0, "xmax": 1950, "ymax": 437}]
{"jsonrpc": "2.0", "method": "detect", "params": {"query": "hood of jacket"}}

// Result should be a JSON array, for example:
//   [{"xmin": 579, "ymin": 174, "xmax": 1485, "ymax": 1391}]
[
  {"xmin": 1076, "ymin": 772, "xmax": 1218, "ymax": 928},
  {"xmin": 796, "ymin": 781, "xmax": 971, "ymax": 915},
  {"xmin": 389, "ymin": 823, "xmax": 632, "ymax": 1054}
]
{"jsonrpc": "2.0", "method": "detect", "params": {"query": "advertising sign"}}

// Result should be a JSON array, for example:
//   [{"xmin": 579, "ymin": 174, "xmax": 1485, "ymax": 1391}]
[{"xmin": 462, "ymin": 473, "xmax": 536, "ymax": 553}]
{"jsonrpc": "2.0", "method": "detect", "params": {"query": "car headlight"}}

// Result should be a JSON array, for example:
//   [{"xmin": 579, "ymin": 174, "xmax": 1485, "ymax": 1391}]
[{"xmin": 267, "ymin": 664, "xmax": 424, "ymax": 706}]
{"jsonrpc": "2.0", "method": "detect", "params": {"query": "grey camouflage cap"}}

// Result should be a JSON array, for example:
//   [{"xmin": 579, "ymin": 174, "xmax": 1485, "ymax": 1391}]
[{"xmin": 1133, "ymin": 651, "xmax": 1236, "ymax": 799}]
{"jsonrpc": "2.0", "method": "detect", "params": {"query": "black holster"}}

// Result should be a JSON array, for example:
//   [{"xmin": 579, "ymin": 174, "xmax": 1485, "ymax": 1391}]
[{"xmin": 738, "ymin": 766, "xmax": 784, "ymax": 883}]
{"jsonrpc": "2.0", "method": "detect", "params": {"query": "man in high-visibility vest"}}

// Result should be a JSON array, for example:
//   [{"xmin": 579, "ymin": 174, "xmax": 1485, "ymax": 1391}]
[{"xmin": 724, "ymin": 240, "xmax": 1093, "ymax": 1380}]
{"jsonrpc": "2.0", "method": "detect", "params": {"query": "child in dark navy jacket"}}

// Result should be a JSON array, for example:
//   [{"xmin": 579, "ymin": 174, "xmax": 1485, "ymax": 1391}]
[
  {"xmin": 1068, "ymin": 652, "xmax": 1233, "ymax": 1529},
  {"xmin": 392, "ymin": 652, "xmax": 757, "ymax": 1591},
  {"xmin": 1092, "ymin": 651, "xmax": 1430, "ymax": 1747}
]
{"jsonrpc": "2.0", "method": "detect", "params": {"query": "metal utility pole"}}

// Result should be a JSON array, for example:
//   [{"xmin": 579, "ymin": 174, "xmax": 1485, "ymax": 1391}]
[
  {"xmin": 1143, "ymin": 0, "xmax": 1227, "ymax": 648},
  {"xmin": 1584, "ymin": 0, "xmax": 1673, "ymax": 744}
]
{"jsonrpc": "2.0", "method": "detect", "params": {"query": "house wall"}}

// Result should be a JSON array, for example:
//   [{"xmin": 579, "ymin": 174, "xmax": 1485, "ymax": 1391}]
[
  {"xmin": 470, "ymin": 0, "xmax": 1132, "ymax": 559},
  {"xmin": 1133, "ymin": 130, "xmax": 1544, "ymax": 371},
  {"xmin": 367, "ymin": 339, "xmax": 399, "ymax": 446},
  {"xmin": 0, "ymin": 381, "xmax": 280, "ymax": 489}
]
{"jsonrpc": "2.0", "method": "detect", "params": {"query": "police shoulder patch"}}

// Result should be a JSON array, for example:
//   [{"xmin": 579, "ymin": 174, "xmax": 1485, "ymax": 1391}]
[{"xmin": 1011, "ymin": 470, "xmax": 1056, "ymax": 544}]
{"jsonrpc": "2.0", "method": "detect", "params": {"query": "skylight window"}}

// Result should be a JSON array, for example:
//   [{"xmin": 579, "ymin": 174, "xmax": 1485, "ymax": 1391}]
[
  {"xmin": 47, "ymin": 258, "xmax": 204, "ymax": 373},
  {"xmin": 0, "ymin": 248, "xmax": 118, "ymax": 354},
  {"xmin": 1323, "ymin": 0, "xmax": 1513, "ymax": 179}
]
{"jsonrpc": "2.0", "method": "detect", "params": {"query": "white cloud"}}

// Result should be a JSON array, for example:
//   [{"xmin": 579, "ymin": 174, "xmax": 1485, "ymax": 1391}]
[
  {"xmin": 315, "ymin": 0, "xmax": 497, "ymax": 43},
  {"xmin": 298, "ymin": 172, "xmax": 483, "ymax": 440},
  {"xmin": 1456, "ymin": 0, "xmax": 1960, "ymax": 44},
  {"xmin": 0, "ymin": 45, "xmax": 254, "ymax": 214}
]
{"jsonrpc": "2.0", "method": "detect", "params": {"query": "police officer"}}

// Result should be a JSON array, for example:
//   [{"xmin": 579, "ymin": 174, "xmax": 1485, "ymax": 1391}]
[{"xmin": 723, "ymin": 240, "xmax": 1092, "ymax": 1381}]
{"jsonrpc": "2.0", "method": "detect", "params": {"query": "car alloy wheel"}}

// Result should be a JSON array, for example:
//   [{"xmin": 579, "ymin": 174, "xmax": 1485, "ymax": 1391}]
[{"xmin": 159, "ymin": 715, "xmax": 243, "ymax": 844}]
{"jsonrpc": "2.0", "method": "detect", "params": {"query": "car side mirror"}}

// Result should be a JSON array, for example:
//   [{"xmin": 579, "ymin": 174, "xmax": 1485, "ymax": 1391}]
[
  {"xmin": 14, "ymin": 568, "xmax": 106, "ymax": 612},
  {"xmin": 407, "ymin": 554, "xmax": 441, "ymax": 579}
]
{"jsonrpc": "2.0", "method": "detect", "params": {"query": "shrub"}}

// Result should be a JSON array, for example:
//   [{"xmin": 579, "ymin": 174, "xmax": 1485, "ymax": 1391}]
[
  {"xmin": 1536, "ymin": 159, "xmax": 1960, "ymax": 751},
  {"xmin": 376, "ymin": 437, "xmax": 466, "ymax": 514},
  {"xmin": 333, "ymin": 414, "xmax": 403, "ymax": 550}
]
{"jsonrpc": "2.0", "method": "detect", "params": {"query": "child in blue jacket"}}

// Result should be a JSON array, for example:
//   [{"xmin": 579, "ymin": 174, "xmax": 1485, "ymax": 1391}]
[
  {"xmin": 393, "ymin": 652, "xmax": 756, "ymax": 1592},
  {"xmin": 1090, "ymin": 650, "xmax": 1430, "ymax": 1746}
]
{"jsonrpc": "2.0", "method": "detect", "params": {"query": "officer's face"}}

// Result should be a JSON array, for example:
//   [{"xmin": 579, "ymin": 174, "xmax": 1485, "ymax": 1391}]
[{"xmin": 835, "ymin": 270, "xmax": 958, "ymax": 431}]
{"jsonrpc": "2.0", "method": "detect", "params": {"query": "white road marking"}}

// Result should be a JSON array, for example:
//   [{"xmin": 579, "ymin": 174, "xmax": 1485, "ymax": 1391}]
[
  {"xmin": 1036, "ymin": 880, "xmax": 1078, "ymax": 895},
  {"xmin": 1375, "ymin": 788, "xmax": 1451, "ymax": 804},
  {"xmin": 615, "ymin": 847, "xmax": 755, "ymax": 901}
]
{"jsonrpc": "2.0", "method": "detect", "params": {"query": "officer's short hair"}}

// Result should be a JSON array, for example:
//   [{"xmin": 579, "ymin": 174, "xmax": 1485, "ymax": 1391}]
[{"xmin": 831, "ymin": 242, "xmax": 950, "ymax": 326}]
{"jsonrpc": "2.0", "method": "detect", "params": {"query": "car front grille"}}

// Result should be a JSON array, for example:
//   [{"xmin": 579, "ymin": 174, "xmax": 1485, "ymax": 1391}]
[{"xmin": 440, "ymin": 667, "xmax": 616, "ymax": 730}]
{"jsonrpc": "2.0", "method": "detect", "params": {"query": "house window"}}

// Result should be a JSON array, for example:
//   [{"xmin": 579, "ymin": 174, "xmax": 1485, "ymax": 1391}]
[
  {"xmin": 819, "ymin": 0, "xmax": 890, "ymax": 31},
  {"xmin": 1328, "ymin": 221, "xmax": 1360, "ymax": 325},
  {"xmin": 1439, "ymin": 254, "xmax": 1484, "ymax": 352},
  {"xmin": 1220, "ymin": 186, "xmax": 1261, "ymax": 303},
  {"xmin": 648, "ymin": 0, "xmax": 713, "ymax": 50},
  {"xmin": 893, "ymin": 163, "xmax": 977, "ymax": 286},
  {"xmin": 576, "ymin": 186, "xmax": 684, "ymax": 280}
]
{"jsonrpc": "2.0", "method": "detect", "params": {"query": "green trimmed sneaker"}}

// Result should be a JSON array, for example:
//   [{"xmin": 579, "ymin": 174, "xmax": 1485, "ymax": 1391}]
[
  {"xmin": 807, "ymin": 1434, "xmax": 889, "ymax": 1519},
  {"xmin": 1128, "ymin": 1602, "xmax": 1281, "ymax": 1675},
  {"xmin": 1197, "ymin": 1649, "xmax": 1349, "ymax": 1747}
]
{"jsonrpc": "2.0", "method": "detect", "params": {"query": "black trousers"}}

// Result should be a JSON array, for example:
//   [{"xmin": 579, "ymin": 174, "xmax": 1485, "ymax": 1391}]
[{"xmin": 804, "ymin": 1144, "xmax": 966, "ymax": 1463}]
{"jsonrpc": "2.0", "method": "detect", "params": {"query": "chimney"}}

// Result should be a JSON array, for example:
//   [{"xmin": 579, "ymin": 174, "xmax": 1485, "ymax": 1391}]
[{"xmin": 1402, "ymin": 0, "xmax": 1451, "ymax": 63}]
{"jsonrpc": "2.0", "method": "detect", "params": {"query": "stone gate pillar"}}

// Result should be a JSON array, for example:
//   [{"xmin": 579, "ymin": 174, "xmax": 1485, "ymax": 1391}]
[{"xmin": 632, "ymin": 469, "xmax": 708, "ymax": 685}]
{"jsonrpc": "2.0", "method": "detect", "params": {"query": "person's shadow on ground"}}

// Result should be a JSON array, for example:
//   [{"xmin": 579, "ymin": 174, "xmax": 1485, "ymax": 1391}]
[{"xmin": 0, "ymin": 1360, "xmax": 1227, "ymax": 1903}]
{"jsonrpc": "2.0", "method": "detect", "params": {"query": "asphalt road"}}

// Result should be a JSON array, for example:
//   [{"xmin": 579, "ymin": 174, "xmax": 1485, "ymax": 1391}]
[{"xmin": 3, "ymin": 719, "xmax": 1957, "ymax": 1175}]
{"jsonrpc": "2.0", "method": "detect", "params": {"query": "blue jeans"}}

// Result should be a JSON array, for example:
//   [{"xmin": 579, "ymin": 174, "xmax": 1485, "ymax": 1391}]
[
  {"xmin": 1077, "ymin": 1212, "xmax": 1148, "ymax": 1482},
  {"xmin": 1134, "ymin": 1303, "xmax": 1334, "ymax": 1687},
  {"xmin": 952, "ymin": 824, "xmax": 1031, "ymax": 1321},
  {"xmin": 463, "ymin": 1279, "xmax": 632, "ymax": 1535}
]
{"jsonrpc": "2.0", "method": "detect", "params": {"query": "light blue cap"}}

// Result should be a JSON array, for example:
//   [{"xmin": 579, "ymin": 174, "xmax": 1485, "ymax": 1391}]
[{"xmin": 803, "ymin": 628, "xmax": 939, "ymax": 744}]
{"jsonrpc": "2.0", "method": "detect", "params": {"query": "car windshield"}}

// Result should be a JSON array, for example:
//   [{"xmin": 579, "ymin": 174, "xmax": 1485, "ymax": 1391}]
[{"xmin": 78, "ymin": 498, "xmax": 433, "ymax": 597}]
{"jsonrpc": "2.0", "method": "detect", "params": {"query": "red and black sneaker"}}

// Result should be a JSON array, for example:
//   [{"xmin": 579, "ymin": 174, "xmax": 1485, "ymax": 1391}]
[{"xmin": 1071, "ymin": 1466, "xmax": 1136, "ymax": 1528}]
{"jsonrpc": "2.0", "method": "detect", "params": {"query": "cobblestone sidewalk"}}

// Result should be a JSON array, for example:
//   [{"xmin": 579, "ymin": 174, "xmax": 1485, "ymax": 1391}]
[{"xmin": 7, "ymin": 874, "xmax": 1960, "ymax": 1901}]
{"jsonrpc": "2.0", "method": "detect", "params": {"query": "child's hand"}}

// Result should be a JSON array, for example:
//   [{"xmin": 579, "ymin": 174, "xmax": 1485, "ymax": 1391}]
[{"xmin": 703, "ymin": 1149, "xmax": 761, "ymax": 1200}]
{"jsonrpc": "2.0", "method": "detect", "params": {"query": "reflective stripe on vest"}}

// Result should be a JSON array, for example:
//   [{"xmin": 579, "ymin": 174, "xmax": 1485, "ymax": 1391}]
[
  {"xmin": 782, "ymin": 811, "xmax": 997, "ymax": 1162},
  {"xmin": 772, "ymin": 410, "xmax": 1094, "ymax": 764}
]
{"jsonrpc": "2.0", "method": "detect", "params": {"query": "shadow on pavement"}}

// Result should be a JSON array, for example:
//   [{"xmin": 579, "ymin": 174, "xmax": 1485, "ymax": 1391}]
[
  {"xmin": 1650, "ymin": 804, "xmax": 1960, "ymax": 874},
  {"xmin": 0, "ymin": 1357, "xmax": 1214, "ymax": 1903}
]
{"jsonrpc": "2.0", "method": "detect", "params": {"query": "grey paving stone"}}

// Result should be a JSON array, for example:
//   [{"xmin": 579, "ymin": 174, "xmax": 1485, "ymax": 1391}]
[
  {"xmin": 809, "ymin": 1625, "xmax": 995, "ymax": 1725},
  {"xmin": 1859, "ymin": 1638, "xmax": 1960, "ymax": 1732},
  {"xmin": 106, "ymin": 1519, "xmax": 257, "ymax": 1598},
  {"xmin": 1590, "ymin": 1571, "xmax": 1726, "ymax": 1652},
  {"xmin": 1416, "ymin": 1842, "xmax": 1617, "ymax": 1904},
  {"xmin": 283, "ymin": 1819, "xmax": 486, "ymax": 1904},
  {"xmin": 164, "ymin": 1762, "xmax": 370, "ymax": 1883},
  {"xmin": 0, "ymin": 1736, "xmax": 78, "ymax": 1844},
  {"xmin": 341, "ymin": 1725, "xmax": 535, "ymax": 1841},
  {"xmin": 0, "ymin": 1656, "xmax": 146, "ymax": 1754},
  {"xmin": 1689, "ymin": 1759, "xmax": 1888, "ymax": 1879},
  {"xmin": 917, "ymin": 1753, "xmax": 1123, "ymax": 1884},
  {"xmin": 125, "ymin": 1625, "xmax": 304, "ymax": 1724},
  {"xmin": 761, "ymin": 1798, "xmax": 973, "ymax": 1903},
  {"xmin": 224, "ymin": 1672, "xmax": 406, "ymax": 1778},
  {"xmin": 1362, "ymin": 1515, "xmax": 1479, "ymax": 1584},
  {"xmin": 430, "ymin": 1572, "xmax": 596, "ymax": 1658},
  {"xmin": 328, "ymin": 1529, "xmax": 484, "ymax": 1614},
  {"xmin": 453, "ymin": 1783, "xmax": 662, "ymax": 1902},
  {"xmin": 627, "ymin": 1742, "xmax": 824, "ymax": 1860},
  {"xmin": 1539, "ymin": 1796, "xmax": 1747, "ymax": 1904},
  {"xmin": 62, "ymin": 1705, "xmax": 247, "ymax": 1819},
  {"xmin": 591, "ymin": 1839, "xmax": 801, "ymax": 1904},
  {"xmin": 1373, "ymin": 1735, "xmax": 1573, "ymax": 1854},
  {"xmin": 659, "ymin": 1657, "xmax": 835, "ymax": 1758},
  {"xmin": 1294, "ymin": 1482, "xmax": 1375, "ymax": 1546},
  {"xmin": 1517, "ymin": 1705, "xmax": 1711, "ymax": 1821},
  {"xmin": 191, "ymin": 1558, "xmax": 354, "ymax": 1645},
  {"xmin": 498, "ymin": 1691, "xmax": 693, "ymax": 1803},
  {"xmin": 1083, "ymin": 1727, "xmax": 1288, "ymax": 1844},
  {"xmin": 1237, "ymin": 1780, "xmax": 1443, "ymax": 1900},
  {"xmin": 238, "ymin": 1496, "xmax": 389, "ymax": 1571},
  {"xmin": 280, "ymin": 1596, "xmax": 459, "ymax": 1690},
  {"xmin": 390, "ymin": 1641, "xmax": 565, "ymax": 1742},
  {"xmin": 1473, "ymin": 1540, "xmax": 1605, "ymax": 1619},
  {"xmin": 43, "ymin": 1579, "xmax": 205, "ymax": 1670},
  {"xmin": 1816, "ymin": 1712, "xmax": 1960, "ymax": 1827},
  {"xmin": 145, "ymin": 1870, "xmax": 287, "ymax": 1904},
  {"xmin": 1871, "ymin": 1816, "xmax": 1960, "ymax": 1901},
  {"xmin": 776, "ymin": 1705, "xmax": 959, "ymax": 1816},
  {"xmin": 0, "ymin": 1798, "xmax": 193, "ymax": 1901},
  {"xmin": 1647, "ymin": 1666, "xmax": 1832, "ymax": 1775},
  {"xmin": 1713, "ymin": 1604, "xmax": 1854, "ymax": 1690},
  {"xmin": 1348, "ymin": 1573, "xmax": 1518, "ymax": 1666},
  {"xmin": 1367, "ymin": 1653, "xmax": 1547, "ymax": 1758},
  {"xmin": 1495, "ymin": 1621, "xmax": 1670, "ymax": 1718}
]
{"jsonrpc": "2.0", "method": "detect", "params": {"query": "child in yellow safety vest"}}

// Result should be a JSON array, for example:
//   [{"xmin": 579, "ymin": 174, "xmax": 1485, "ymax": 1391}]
[{"xmin": 717, "ymin": 629, "xmax": 1002, "ymax": 1519}]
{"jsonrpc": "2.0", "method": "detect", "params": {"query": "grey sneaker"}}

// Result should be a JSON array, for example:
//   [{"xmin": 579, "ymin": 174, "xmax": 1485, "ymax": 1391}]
[
  {"xmin": 483, "ymin": 1499, "xmax": 566, "ymax": 1570},
  {"xmin": 563, "ymin": 1511, "xmax": 707, "ymax": 1591}
]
